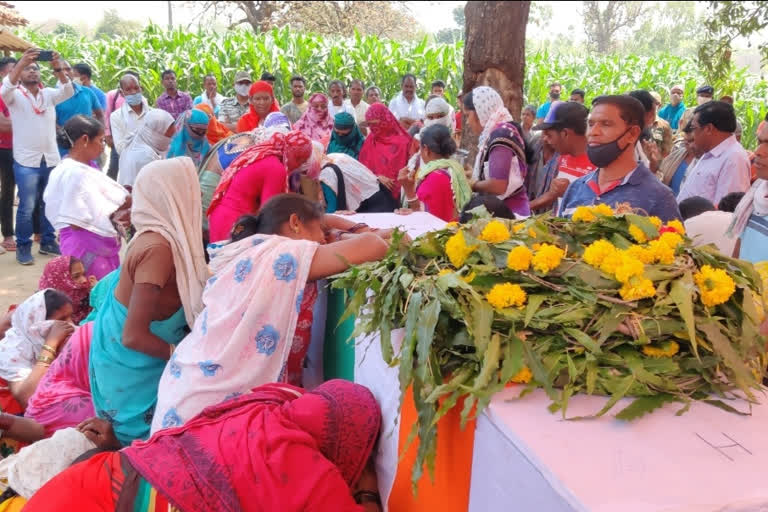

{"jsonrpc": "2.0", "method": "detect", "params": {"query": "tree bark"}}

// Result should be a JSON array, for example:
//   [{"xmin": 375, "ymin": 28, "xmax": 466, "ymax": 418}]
[{"xmin": 460, "ymin": 1, "xmax": 530, "ymax": 159}]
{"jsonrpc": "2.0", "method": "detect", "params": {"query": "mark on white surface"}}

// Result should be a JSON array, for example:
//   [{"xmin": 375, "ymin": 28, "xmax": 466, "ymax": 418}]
[{"xmin": 695, "ymin": 432, "xmax": 752, "ymax": 461}]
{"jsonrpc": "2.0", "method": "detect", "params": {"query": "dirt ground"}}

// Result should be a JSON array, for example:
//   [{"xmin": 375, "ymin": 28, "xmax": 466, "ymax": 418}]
[{"xmin": 0, "ymin": 240, "xmax": 56, "ymax": 311}]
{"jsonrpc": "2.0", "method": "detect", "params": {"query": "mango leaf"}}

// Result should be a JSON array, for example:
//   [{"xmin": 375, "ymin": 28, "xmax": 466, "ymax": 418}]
[
  {"xmin": 398, "ymin": 292, "xmax": 422, "ymax": 399},
  {"xmin": 564, "ymin": 328, "xmax": 603, "ymax": 354},
  {"xmin": 669, "ymin": 271, "xmax": 698, "ymax": 358},
  {"xmin": 698, "ymin": 320, "xmax": 756, "ymax": 399},
  {"xmin": 415, "ymin": 299, "xmax": 441, "ymax": 382},
  {"xmin": 472, "ymin": 333, "xmax": 501, "ymax": 391},
  {"xmin": 524, "ymin": 294, "xmax": 547, "ymax": 327},
  {"xmin": 615, "ymin": 394, "xmax": 677, "ymax": 421},
  {"xmin": 470, "ymin": 298, "xmax": 493, "ymax": 355}
]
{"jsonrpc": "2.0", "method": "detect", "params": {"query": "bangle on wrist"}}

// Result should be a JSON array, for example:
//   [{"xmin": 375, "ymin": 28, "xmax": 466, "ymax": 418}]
[
  {"xmin": 353, "ymin": 490, "xmax": 382, "ymax": 506},
  {"xmin": 41, "ymin": 344, "xmax": 57, "ymax": 356},
  {"xmin": 36, "ymin": 353, "xmax": 55, "ymax": 365}
]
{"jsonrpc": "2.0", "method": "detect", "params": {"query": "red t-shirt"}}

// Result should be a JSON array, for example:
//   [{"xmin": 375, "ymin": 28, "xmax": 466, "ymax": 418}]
[
  {"xmin": 556, "ymin": 152, "xmax": 596, "ymax": 183},
  {"xmin": 0, "ymin": 97, "xmax": 11, "ymax": 149},
  {"xmin": 455, "ymin": 111, "xmax": 462, "ymax": 132}
]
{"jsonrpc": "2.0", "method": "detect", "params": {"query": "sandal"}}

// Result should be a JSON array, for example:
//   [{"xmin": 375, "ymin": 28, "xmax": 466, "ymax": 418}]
[{"xmin": 1, "ymin": 239, "xmax": 16, "ymax": 251}]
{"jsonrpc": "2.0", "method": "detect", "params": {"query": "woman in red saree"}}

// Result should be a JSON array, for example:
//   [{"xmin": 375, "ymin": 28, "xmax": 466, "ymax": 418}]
[
  {"xmin": 206, "ymin": 131, "xmax": 313, "ymax": 242},
  {"xmin": 25, "ymin": 379, "xmax": 383, "ymax": 512},
  {"xmin": 358, "ymin": 103, "xmax": 413, "ymax": 210},
  {"xmin": 235, "ymin": 81, "xmax": 280, "ymax": 133}
]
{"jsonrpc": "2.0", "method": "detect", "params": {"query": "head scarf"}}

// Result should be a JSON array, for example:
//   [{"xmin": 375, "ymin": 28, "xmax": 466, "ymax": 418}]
[
  {"xmin": 320, "ymin": 153, "xmax": 381, "ymax": 211},
  {"xmin": 0, "ymin": 290, "xmax": 59, "ymax": 383},
  {"xmin": 237, "ymin": 81, "xmax": 280, "ymax": 132},
  {"xmin": 167, "ymin": 109, "xmax": 211, "ymax": 165},
  {"xmin": 424, "ymin": 96, "xmax": 453, "ymax": 131},
  {"xmin": 727, "ymin": 179, "xmax": 768, "ymax": 239},
  {"xmin": 126, "ymin": 380, "xmax": 381, "ymax": 512},
  {"xmin": 118, "ymin": 109, "xmax": 176, "ymax": 186},
  {"xmin": 328, "ymin": 112, "xmax": 364, "ymax": 158},
  {"xmin": 358, "ymin": 103, "xmax": 413, "ymax": 193},
  {"xmin": 470, "ymin": 86, "xmax": 515, "ymax": 179},
  {"xmin": 130, "ymin": 157, "xmax": 208, "ymax": 326},
  {"xmin": 208, "ymin": 131, "xmax": 312, "ymax": 215},
  {"xmin": 294, "ymin": 93, "xmax": 334, "ymax": 144},
  {"xmin": 263, "ymin": 111, "xmax": 292, "ymax": 132},
  {"xmin": 38, "ymin": 256, "xmax": 91, "ymax": 324},
  {"xmin": 194, "ymin": 103, "xmax": 232, "ymax": 145}
]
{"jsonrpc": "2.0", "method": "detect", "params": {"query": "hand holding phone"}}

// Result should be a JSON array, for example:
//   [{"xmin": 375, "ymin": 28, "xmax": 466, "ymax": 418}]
[{"xmin": 36, "ymin": 50, "xmax": 54, "ymax": 62}]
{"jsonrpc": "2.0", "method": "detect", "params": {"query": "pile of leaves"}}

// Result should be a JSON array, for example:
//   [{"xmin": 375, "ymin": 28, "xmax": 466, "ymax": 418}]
[{"xmin": 332, "ymin": 206, "xmax": 767, "ymax": 488}]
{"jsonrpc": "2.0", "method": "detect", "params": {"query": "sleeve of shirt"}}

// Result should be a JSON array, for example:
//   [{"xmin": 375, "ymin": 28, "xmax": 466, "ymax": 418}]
[
  {"xmin": 130, "ymin": 241, "xmax": 175, "ymax": 288},
  {"xmin": 111, "ymin": 110, "xmax": 127, "ymax": 153},
  {"xmin": 87, "ymin": 88, "xmax": 101, "ymax": 114},
  {"xmin": 0, "ymin": 76, "xmax": 16, "ymax": 105},
  {"xmin": 50, "ymin": 80, "xmax": 75, "ymax": 106},
  {"xmin": 536, "ymin": 103, "xmax": 547, "ymax": 119},
  {"xmin": 488, "ymin": 145, "xmax": 524, "ymax": 192},
  {"xmin": 713, "ymin": 153, "xmax": 752, "ymax": 205}
]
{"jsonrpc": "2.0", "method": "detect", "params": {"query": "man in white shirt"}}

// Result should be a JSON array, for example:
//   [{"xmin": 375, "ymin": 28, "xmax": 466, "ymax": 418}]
[
  {"xmin": 0, "ymin": 48, "xmax": 73, "ymax": 265},
  {"xmin": 328, "ymin": 80, "xmax": 355, "ymax": 119},
  {"xmin": 110, "ymin": 73, "xmax": 151, "ymax": 155},
  {"xmin": 344, "ymin": 79, "xmax": 369, "ymax": 126},
  {"xmin": 676, "ymin": 101, "xmax": 751, "ymax": 205},
  {"xmin": 388, "ymin": 73, "xmax": 425, "ymax": 130},
  {"xmin": 193, "ymin": 74, "xmax": 225, "ymax": 117}
]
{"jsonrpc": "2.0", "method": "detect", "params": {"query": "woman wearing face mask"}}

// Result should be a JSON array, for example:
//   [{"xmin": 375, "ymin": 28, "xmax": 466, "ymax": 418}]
[
  {"xmin": 327, "ymin": 112, "xmax": 364, "ymax": 159},
  {"xmin": 117, "ymin": 109, "xmax": 176, "ymax": 187},
  {"xmin": 658, "ymin": 85, "xmax": 686, "ymax": 131},
  {"xmin": 294, "ymin": 93, "xmax": 334, "ymax": 145},
  {"xmin": 398, "ymin": 124, "xmax": 471, "ymax": 222},
  {"xmin": 45, "ymin": 116, "xmax": 130, "ymax": 279},
  {"xmin": 463, "ymin": 86, "xmax": 533, "ymax": 216},
  {"xmin": 236, "ymin": 81, "xmax": 279, "ymax": 133},
  {"xmin": 166, "ymin": 108, "xmax": 211, "ymax": 166}
]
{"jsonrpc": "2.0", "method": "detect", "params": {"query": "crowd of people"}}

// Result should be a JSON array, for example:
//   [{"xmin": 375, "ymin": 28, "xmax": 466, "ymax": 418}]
[{"xmin": 0, "ymin": 45, "xmax": 765, "ymax": 510}]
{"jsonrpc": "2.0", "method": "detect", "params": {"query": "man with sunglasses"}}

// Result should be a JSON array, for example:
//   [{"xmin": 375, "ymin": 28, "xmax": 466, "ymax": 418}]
[{"xmin": 676, "ymin": 101, "xmax": 751, "ymax": 205}]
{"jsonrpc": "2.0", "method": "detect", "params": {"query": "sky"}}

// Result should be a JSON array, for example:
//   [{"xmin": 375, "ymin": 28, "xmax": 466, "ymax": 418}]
[{"xmin": 13, "ymin": 1, "xmax": 581, "ymax": 37}]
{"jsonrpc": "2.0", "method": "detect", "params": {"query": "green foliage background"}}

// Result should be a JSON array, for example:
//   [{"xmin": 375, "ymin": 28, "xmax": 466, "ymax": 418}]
[{"xmin": 21, "ymin": 24, "xmax": 768, "ymax": 149}]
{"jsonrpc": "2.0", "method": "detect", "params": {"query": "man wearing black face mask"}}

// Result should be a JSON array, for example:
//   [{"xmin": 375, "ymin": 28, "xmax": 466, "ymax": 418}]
[
  {"xmin": 558, "ymin": 95, "xmax": 682, "ymax": 222},
  {"xmin": 534, "ymin": 81, "xmax": 562, "ymax": 125}
]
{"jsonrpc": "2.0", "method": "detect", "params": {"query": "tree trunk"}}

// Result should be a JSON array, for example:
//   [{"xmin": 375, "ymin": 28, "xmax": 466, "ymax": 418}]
[{"xmin": 460, "ymin": 1, "xmax": 530, "ymax": 159}]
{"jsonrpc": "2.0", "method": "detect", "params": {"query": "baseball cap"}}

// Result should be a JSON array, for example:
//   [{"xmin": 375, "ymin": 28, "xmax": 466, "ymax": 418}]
[
  {"xmin": 532, "ymin": 101, "xmax": 588, "ymax": 131},
  {"xmin": 696, "ymin": 85, "xmax": 714, "ymax": 96},
  {"xmin": 234, "ymin": 71, "xmax": 252, "ymax": 83}
]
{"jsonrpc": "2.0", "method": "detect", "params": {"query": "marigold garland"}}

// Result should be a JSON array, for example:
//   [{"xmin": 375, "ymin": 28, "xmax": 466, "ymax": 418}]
[
  {"xmin": 531, "ymin": 243, "xmax": 565, "ymax": 275},
  {"xmin": 510, "ymin": 366, "xmax": 533, "ymax": 384},
  {"xmin": 583, "ymin": 240, "xmax": 618, "ymax": 267},
  {"xmin": 486, "ymin": 283, "xmax": 527, "ymax": 309},
  {"xmin": 642, "ymin": 340, "xmax": 680, "ymax": 358},
  {"xmin": 445, "ymin": 230, "xmax": 476, "ymax": 268},
  {"xmin": 694, "ymin": 265, "xmax": 736, "ymax": 307},
  {"xmin": 619, "ymin": 276, "xmax": 656, "ymax": 301},
  {"xmin": 478, "ymin": 220, "xmax": 511, "ymax": 244},
  {"xmin": 628, "ymin": 224, "xmax": 648, "ymax": 243},
  {"xmin": 507, "ymin": 245, "xmax": 533, "ymax": 271}
]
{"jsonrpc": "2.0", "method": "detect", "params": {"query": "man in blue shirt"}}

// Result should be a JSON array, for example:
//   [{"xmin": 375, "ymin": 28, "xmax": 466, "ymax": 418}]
[
  {"xmin": 72, "ymin": 62, "xmax": 106, "ymax": 110},
  {"xmin": 658, "ymin": 84, "xmax": 686, "ymax": 131},
  {"xmin": 534, "ymin": 81, "xmax": 562, "ymax": 125},
  {"xmin": 559, "ymin": 94, "xmax": 681, "ymax": 222},
  {"xmin": 55, "ymin": 61, "xmax": 104, "ymax": 128}
]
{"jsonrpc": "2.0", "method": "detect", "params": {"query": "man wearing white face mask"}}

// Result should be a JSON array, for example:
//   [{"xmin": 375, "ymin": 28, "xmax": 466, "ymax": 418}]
[
  {"xmin": 219, "ymin": 71, "xmax": 252, "ymax": 132},
  {"xmin": 659, "ymin": 84, "xmax": 686, "ymax": 131},
  {"xmin": 406, "ymin": 96, "xmax": 455, "ymax": 173},
  {"xmin": 109, "ymin": 73, "xmax": 151, "ymax": 155},
  {"xmin": 696, "ymin": 85, "xmax": 714, "ymax": 105}
]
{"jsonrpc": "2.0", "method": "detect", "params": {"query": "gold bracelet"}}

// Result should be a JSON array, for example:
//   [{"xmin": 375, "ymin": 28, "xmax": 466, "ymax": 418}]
[
  {"xmin": 36, "ymin": 362, "xmax": 51, "ymax": 368},
  {"xmin": 36, "ymin": 353, "xmax": 55, "ymax": 365},
  {"xmin": 41, "ymin": 344, "xmax": 57, "ymax": 356}
]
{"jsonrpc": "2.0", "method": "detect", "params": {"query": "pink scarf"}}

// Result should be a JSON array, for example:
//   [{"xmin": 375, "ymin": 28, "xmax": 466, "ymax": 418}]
[{"xmin": 293, "ymin": 93, "xmax": 334, "ymax": 144}]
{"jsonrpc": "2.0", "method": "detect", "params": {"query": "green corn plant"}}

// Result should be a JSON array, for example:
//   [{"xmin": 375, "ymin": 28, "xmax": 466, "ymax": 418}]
[{"xmin": 21, "ymin": 25, "xmax": 766, "ymax": 149}]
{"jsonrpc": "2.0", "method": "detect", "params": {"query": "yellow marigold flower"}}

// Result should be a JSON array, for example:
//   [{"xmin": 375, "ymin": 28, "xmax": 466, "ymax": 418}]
[
  {"xmin": 583, "ymin": 240, "xmax": 617, "ymax": 267},
  {"xmin": 528, "ymin": 228, "xmax": 538, "ymax": 238},
  {"xmin": 599, "ymin": 250, "xmax": 623, "ymax": 275},
  {"xmin": 510, "ymin": 366, "xmax": 533, "ymax": 384},
  {"xmin": 658, "ymin": 232, "xmax": 683, "ymax": 249},
  {"xmin": 532, "ymin": 243, "xmax": 565, "ymax": 275},
  {"xmin": 462, "ymin": 271, "xmax": 477, "ymax": 284},
  {"xmin": 512, "ymin": 223, "xmax": 526, "ymax": 234},
  {"xmin": 486, "ymin": 283, "xmax": 527, "ymax": 309},
  {"xmin": 479, "ymin": 220, "xmax": 511, "ymax": 243},
  {"xmin": 593, "ymin": 203, "xmax": 615, "ymax": 216},
  {"xmin": 642, "ymin": 340, "xmax": 680, "ymax": 358},
  {"xmin": 507, "ymin": 245, "xmax": 533, "ymax": 271},
  {"xmin": 532, "ymin": 243, "xmax": 542, "ymax": 251},
  {"xmin": 438, "ymin": 269, "xmax": 453, "ymax": 276},
  {"xmin": 614, "ymin": 252, "xmax": 645, "ymax": 284},
  {"xmin": 626, "ymin": 244, "xmax": 654, "ymax": 264},
  {"xmin": 647, "ymin": 239, "xmax": 675, "ymax": 265},
  {"xmin": 445, "ymin": 221, "xmax": 459, "ymax": 229},
  {"xmin": 445, "ymin": 230, "xmax": 476, "ymax": 268},
  {"xmin": 694, "ymin": 265, "xmax": 736, "ymax": 307},
  {"xmin": 648, "ymin": 216, "xmax": 662, "ymax": 229},
  {"xmin": 628, "ymin": 224, "xmax": 648, "ymax": 243},
  {"xmin": 666, "ymin": 219, "xmax": 685, "ymax": 235},
  {"xmin": 572, "ymin": 206, "xmax": 596, "ymax": 222},
  {"xmin": 619, "ymin": 276, "xmax": 656, "ymax": 301}
]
